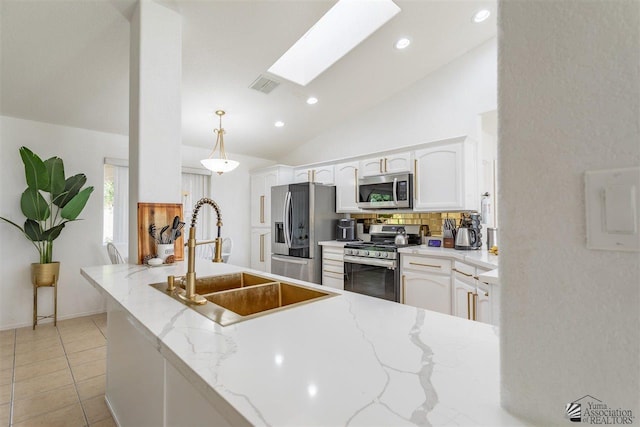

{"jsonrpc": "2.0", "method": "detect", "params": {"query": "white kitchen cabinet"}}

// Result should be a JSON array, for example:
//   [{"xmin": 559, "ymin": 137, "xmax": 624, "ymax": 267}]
[
  {"xmin": 413, "ymin": 137, "xmax": 477, "ymax": 211},
  {"xmin": 475, "ymin": 283, "xmax": 491, "ymax": 324},
  {"xmin": 250, "ymin": 166, "xmax": 292, "ymax": 227},
  {"xmin": 107, "ymin": 300, "xmax": 234, "ymax": 426},
  {"xmin": 293, "ymin": 165, "xmax": 334, "ymax": 184},
  {"xmin": 334, "ymin": 161, "xmax": 361, "ymax": 213},
  {"xmin": 402, "ymin": 272, "xmax": 451, "ymax": 314},
  {"xmin": 359, "ymin": 152, "xmax": 412, "ymax": 177},
  {"xmin": 453, "ymin": 278, "xmax": 476, "ymax": 320},
  {"xmin": 400, "ymin": 254, "xmax": 452, "ymax": 315},
  {"xmin": 250, "ymin": 229, "xmax": 271, "ymax": 272},
  {"xmin": 452, "ymin": 261, "xmax": 496, "ymax": 325},
  {"xmin": 321, "ymin": 246, "xmax": 344, "ymax": 290}
]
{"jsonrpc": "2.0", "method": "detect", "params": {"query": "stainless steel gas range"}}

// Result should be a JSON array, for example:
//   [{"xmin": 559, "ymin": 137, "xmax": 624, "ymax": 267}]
[{"xmin": 343, "ymin": 224, "xmax": 420, "ymax": 302}]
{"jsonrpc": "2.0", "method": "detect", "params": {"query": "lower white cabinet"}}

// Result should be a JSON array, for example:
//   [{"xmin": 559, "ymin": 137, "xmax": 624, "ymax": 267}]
[
  {"xmin": 402, "ymin": 272, "xmax": 451, "ymax": 314},
  {"xmin": 452, "ymin": 262, "xmax": 495, "ymax": 325},
  {"xmin": 106, "ymin": 299, "xmax": 234, "ymax": 426},
  {"xmin": 250, "ymin": 228, "xmax": 271, "ymax": 272},
  {"xmin": 321, "ymin": 246, "xmax": 344, "ymax": 289},
  {"xmin": 400, "ymin": 254, "xmax": 452, "ymax": 315},
  {"xmin": 400, "ymin": 253, "xmax": 499, "ymax": 326},
  {"xmin": 475, "ymin": 283, "xmax": 491, "ymax": 324},
  {"xmin": 453, "ymin": 278, "xmax": 476, "ymax": 320}
]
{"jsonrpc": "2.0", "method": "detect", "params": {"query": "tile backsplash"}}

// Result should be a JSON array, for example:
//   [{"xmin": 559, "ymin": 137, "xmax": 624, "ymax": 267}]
[{"xmin": 350, "ymin": 212, "xmax": 465, "ymax": 236}]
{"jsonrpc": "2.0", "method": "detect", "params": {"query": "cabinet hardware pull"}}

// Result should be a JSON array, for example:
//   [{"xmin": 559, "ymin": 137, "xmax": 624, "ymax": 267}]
[
  {"xmin": 452, "ymin": 268, "xmax": 473, "ymax": 277},
  {"xmin": 259, "ymin": 195, "xmax": 265, "ymax": 224},
  {"xmin": 384, "ymin": 158, "xmax": 388, "ymax": 172},
  {"xmin": 467, "ymin": 292, "xmax": 472, "ymax": 320},
  {"xmin": 409, "ymin": 262, "xmax": 441, "ymax": 269},
  {"xmin": 379, "ymin": 159, "xmax": 383, "ymax": 173},
  {"xmin": 354, "ymin": 168, "xmax": 358, "ymax": 202},
  {"xmin": 473, "ymin": 276, "xmax": 479, "ymax": 280},
  {"xmin": 473, "ymin": 293, "xmax": 478, "ymax": 321},
  {"xmin": 485, "ymin": 291, "xmax": 489, "ymax": 297},
  {"xmin": 323, "ymin": 269, "xmax": 343, "ymax": 275},
  {"xmin": 414, "ymin": 159, "xmax": 418, "ymax": 196},
  {"xmin": 482, "ymin": 281, "xmax": 490, "ymax": 285},
  {"xmin": 402, "ymin": 275, "xmax": 406, "ymax": 303},
  {"xmin": 259, "ymin": 234, "xmax": 264, "ymax": 262}
]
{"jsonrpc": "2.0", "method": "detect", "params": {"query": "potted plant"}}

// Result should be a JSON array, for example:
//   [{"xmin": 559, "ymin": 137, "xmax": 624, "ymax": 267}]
[{"xmin": 0, "ymin": 146, "xmax": 94, "ymax": 286}]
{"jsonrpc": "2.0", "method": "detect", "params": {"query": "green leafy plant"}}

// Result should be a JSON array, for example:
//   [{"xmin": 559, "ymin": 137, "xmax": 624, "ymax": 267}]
[{"xmin": 0, "ymin": 147, "xmax": 94, "ymax": 263}]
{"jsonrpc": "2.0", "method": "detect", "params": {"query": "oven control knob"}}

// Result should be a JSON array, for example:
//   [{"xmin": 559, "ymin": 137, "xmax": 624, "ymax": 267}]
[{"xmin": 375, "ymin": 251, "xmax": 383, "ymax": 257}]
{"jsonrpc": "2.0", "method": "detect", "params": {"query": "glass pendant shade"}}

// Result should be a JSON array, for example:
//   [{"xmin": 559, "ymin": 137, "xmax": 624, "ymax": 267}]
[
  {"xmin": 200, "ymin": 158, "xmax": 239, "ymax": 174},
  {"xmin": 201, "ymin": 110, "xmax": 239, "ymax": 175}
]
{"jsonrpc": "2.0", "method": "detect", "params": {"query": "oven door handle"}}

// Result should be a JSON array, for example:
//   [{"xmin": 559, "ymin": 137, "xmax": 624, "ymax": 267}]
[{"xmin": 344, "ymin": 255, "xmax": 396, "ymax": 269}]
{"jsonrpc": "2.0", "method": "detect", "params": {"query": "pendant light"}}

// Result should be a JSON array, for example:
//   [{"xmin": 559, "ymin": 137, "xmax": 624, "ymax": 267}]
[{"xmin": 200, "ymin": 110, "xmax": 239, "ymax": 174}]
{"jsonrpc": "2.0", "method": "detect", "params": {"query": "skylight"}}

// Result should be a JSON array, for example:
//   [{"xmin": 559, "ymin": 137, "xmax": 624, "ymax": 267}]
[{"xmin": 268, "ymin": 0, "xmax": 401, "ymax": 86}]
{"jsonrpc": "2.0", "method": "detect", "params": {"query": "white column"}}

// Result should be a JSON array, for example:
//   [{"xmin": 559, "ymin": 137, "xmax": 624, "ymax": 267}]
[
  {"xmin": 499, "ymin": 0, "xmax": 639, "ymax": 424},
  {"xmin": 128, "ymin": 0, "xmax": 182, "ymax": 262}
]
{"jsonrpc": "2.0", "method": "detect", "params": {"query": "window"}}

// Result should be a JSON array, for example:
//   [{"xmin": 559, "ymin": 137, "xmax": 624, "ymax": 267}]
[
  {"xmin": 102, "ymin": 160, "xmax": 212, "ymax": 257},
  {"xmin": 103, "ymin": 162, "xmax": 129, "ymax": 245}
]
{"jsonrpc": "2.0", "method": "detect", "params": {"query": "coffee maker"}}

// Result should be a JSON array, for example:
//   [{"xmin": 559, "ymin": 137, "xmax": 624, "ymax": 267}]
[{"xmin": 454, "ymin": 213, "xmax": 483, "ymax": 250}]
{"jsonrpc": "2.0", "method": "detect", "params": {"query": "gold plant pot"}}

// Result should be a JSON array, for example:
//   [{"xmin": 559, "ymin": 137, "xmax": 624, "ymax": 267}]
[{"xmin": 31, "ymin": 262, "xmax": 60, "ymax": 287}]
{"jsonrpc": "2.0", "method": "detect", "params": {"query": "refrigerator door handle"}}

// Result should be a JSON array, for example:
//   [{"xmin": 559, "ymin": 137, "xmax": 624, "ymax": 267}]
[
  {"xmin": 272, "ymin": 255, "xmax": 309, "ymax": 265},
  {"xmin": 283, "ymin": 191, "xmax": 292, "ymax": 248}
]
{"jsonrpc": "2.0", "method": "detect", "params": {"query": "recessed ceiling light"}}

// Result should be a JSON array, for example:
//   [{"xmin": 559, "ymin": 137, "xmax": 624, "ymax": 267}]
[
  {"xmin": 274, "ymin": 121, "xmax": 285, "ymax": 128},
  {"xmin": 306, "ymin": 97, "xmax": 318, "ymax": 105},
  {"xmin": 473, "ymin": 9, "xmax": 491, "ymax": 23},
  {"xmin": 395, "ymin": 38, "xmax": 411, "ymax": 50},
  {"xmin": 268, "ymin": 0, "xmax": 401, "ymax": 86}
]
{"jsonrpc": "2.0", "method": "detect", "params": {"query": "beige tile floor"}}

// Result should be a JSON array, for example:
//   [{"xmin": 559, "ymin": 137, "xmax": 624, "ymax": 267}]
[{"xmin": 0, "ymin": 313, "xmax": 116, "ymax": 427}]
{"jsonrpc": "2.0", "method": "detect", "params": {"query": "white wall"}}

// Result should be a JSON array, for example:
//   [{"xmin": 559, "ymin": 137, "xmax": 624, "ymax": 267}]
[
  {"xmin": 499, "ymin": 1, "xmax": 639, "ymax": 424},
  {"xmin": 0, "ymin": 117, "xmax": 272, "ymax": 330},
  {"xmin": 0, "ymin": 116, "xmax": 127, "ymax": 329},
  {"xmin": 280, "ymin": 37, "xmax": 496, "ymax": 166}
]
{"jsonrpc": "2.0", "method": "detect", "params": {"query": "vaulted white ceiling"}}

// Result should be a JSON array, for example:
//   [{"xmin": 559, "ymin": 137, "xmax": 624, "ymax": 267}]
[{"xmin": 1, "ymin": 0, "xmax": 496, "ymax": 161}]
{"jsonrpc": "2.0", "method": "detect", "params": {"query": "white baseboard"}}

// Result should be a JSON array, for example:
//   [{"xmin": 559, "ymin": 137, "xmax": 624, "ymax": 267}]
[{"xmin": 0, "ymin": 308, "xmax": 107, "ymax": 331}]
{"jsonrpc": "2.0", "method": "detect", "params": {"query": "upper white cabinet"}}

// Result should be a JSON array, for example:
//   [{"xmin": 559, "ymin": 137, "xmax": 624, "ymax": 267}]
[
  {"xmin": 334, "ymin": 161, "xmax": 360, "ymax": 213},
  {"xmin": 359, "ymin": 152, "xmax": 412, "ymax": 177},
  {"xmin": 293, "ymin": 165, "xmax": 334, "ymax": 184},
  {"xmin": 250, "ymin": 166, "xmax": 293, "ymax": 228},
  {"xmin": 413, "ymin": 137, "xmax": 477, "ymax": 211}
]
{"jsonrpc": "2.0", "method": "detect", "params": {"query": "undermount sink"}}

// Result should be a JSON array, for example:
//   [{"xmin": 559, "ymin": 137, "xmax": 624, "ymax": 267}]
[
  {"xmin": 149, "ymin": 272, "xmax": 337, "ymax": 326},
  {"xmin": 178, "ymin": 272, "xmax": 272, "ymax": 294},
  {"xmin": 205, "ymin": 282, "xmax": 331, "ymax": 316}
]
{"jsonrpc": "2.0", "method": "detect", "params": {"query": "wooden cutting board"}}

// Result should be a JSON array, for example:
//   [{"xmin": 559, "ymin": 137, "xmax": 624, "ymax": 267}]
[{"xmin": 137, "ymin": 202, "xmax": 184, "ymax": 264}]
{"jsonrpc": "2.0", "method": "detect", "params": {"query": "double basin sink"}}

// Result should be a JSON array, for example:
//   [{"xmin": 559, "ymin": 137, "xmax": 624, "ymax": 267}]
[{"xmin": 150, "ymin": 272, "xmax": 336, "ymax": 326}]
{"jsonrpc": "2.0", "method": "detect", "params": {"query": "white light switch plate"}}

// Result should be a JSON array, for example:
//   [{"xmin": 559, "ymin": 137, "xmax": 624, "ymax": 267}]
[{"xmin": 585, "ymin": 167, "xmax": 640, "ymax": 251}]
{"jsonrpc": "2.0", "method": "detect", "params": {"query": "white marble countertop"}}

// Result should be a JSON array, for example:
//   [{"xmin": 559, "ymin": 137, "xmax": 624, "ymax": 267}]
[
  {"xmin": 477, "ymin": 268, "xmax": 500, "ymax": 286},
  {"xmin": 81, "ymin": 260, "xmax": 524, "ymax": 426},
  {"xmin": 398, "ymin": 246, "xmax": 499, "ymax": 270}
]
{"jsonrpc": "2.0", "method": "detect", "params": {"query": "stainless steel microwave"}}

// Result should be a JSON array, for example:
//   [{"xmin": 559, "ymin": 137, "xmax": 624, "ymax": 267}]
[{"xmin": 357, "ymin": 173, "xmax": 413, "ymax": 209}]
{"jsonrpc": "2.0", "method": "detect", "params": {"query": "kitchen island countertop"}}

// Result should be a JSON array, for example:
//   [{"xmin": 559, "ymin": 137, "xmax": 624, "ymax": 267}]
[{"xmin": 81, "ymin": 260, "xmax": 523, "ymax": 426}]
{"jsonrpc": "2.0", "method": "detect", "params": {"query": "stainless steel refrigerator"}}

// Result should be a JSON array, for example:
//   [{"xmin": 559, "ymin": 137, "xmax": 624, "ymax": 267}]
[{"xmin": 271, "ymin": 182, "xmax": 339, "ymax": 284}]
